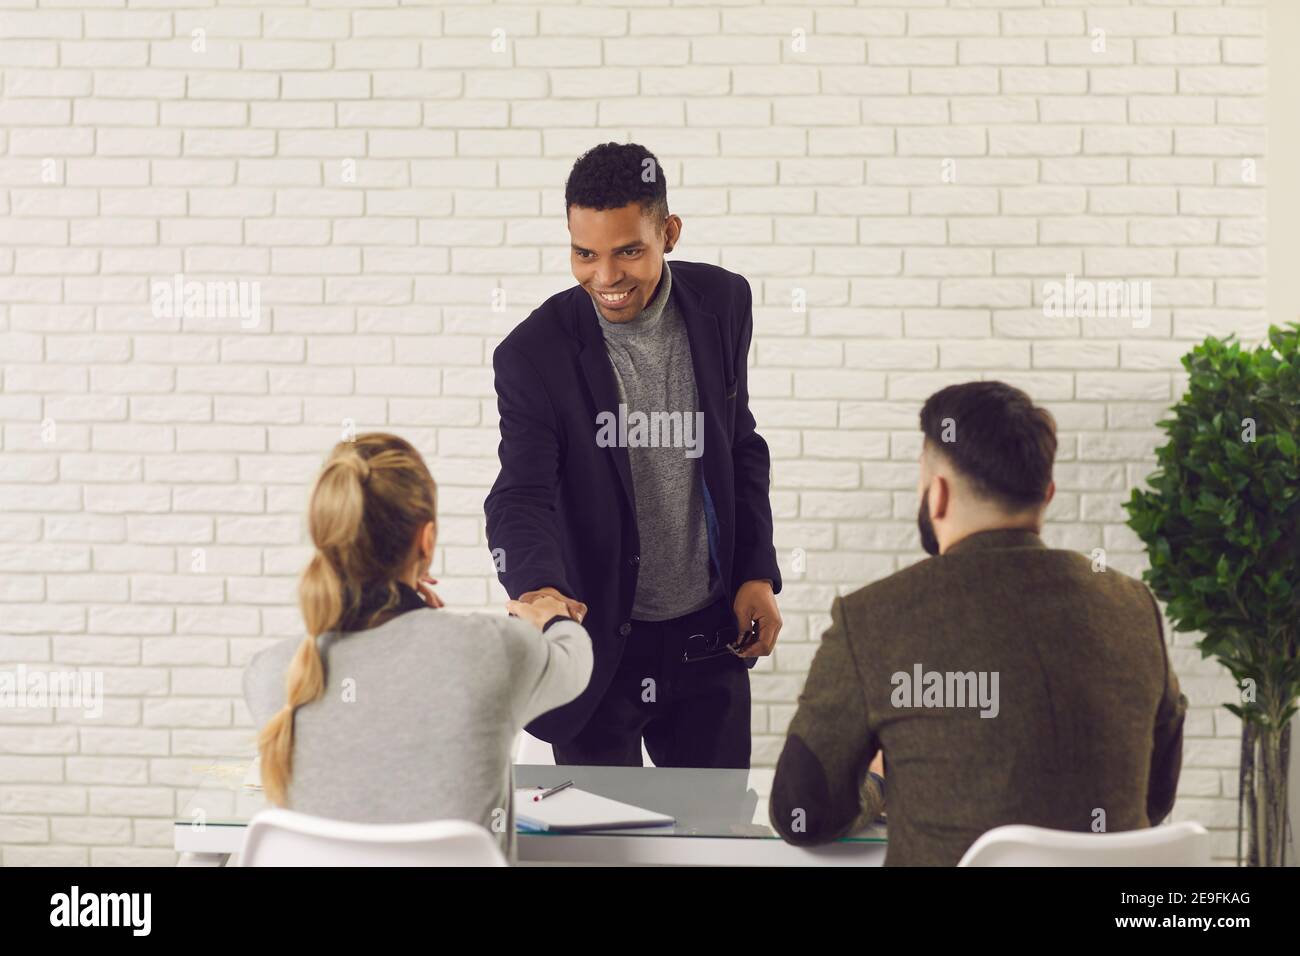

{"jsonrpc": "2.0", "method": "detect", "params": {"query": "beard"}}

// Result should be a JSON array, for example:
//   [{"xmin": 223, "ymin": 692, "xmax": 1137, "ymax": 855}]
[{"xmin": 917, "ymin": 495, "xmax": 940, "ymax": 557}]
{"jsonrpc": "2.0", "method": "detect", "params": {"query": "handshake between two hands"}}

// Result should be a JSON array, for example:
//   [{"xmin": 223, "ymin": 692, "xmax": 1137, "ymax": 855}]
[
  {"xmin": 418, "ymin": 580, "xmax": 582, "ymax": 632},
  {"xmin": 506, "ymin": 587, "xmax": 588, "ymax": 631},
  {"xmin": 416, "ymin": 578, "xmax": 586, "ymax": 632}
]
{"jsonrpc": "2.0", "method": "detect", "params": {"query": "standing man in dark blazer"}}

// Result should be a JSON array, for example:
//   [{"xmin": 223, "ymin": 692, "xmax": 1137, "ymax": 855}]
[
  {"xmin": 485, "ymin": 143, "xmax": 782, "ymax": 767},
  {"xmin": 770, "ymin": 381, "xmax": 1187, "ymax": 865}
]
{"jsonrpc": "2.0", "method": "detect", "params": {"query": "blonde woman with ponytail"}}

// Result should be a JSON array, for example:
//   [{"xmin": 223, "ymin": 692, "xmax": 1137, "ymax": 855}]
[{"xmin": 244, "ymin": 433, "xmax": 592, "ymax": 862}]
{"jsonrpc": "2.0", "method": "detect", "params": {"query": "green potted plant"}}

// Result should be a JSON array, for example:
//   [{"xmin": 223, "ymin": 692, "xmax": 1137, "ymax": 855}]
[{"xmin": 1125, "ymin": 323, "xmax": 1300, "ymax": 867}]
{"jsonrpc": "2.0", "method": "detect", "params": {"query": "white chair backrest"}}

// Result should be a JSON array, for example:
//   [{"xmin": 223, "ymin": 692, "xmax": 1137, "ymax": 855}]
[
  {"xmin": 512, "ymin": 730, "xmax": 656, "ymax": 767},
  {"xmin": 240, "ymin": 809, "xmax": 507, "ymax": 867},
  {"xmin": 514, "ymin": 730, "xmax": 556, "ymax": 765},
  {"xmin": 958, "ymin": 822, "xmax": 1210, "ymax": 867}
]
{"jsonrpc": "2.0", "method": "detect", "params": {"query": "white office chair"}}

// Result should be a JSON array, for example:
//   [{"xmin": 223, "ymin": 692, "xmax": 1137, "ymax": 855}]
[
  {"xmin": 514, "ymin": 730, "xmax": 557, "ymax": 765},
  {"xmin": 512, "ymin": 730, "xmax": 656, "ymax": 767},
  {"xmin": 240, "ymin": 808, "xmax": 507, "ymax": 867},
  {"xmin": 958, "ymin": 821, "xmax": 1210, "ymax": 867}
]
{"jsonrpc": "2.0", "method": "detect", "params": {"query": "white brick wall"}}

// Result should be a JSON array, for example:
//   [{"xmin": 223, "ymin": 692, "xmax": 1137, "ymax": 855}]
[{"xmin": 0, "ymin": 0, "xmax": 1266, "ymax": 865}]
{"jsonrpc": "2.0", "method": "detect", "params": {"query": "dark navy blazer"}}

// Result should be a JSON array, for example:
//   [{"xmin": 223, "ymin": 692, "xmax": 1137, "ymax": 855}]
[{"xmin": 484, "ymin": 259, "xmax": 782, "ymax": 744}]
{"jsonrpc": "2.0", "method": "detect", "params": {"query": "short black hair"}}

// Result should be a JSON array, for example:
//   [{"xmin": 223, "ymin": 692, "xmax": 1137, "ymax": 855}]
[
  {"xmin": 565, "ymin": 142, "xmax": 669, "ymax": 226},
  {"xmin": 920, "ymin": 381, "xmax": 1057, "ymax": 510}
]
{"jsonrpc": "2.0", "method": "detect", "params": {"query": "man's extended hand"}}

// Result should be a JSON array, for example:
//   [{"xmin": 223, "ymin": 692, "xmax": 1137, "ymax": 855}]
[
  {"xmin": 732, "ymin": 579, "xmax": 781, "ymax": 658},
  {"xmin": 519, "ymin": 586, "xmax": 587, "ymax": 625}
]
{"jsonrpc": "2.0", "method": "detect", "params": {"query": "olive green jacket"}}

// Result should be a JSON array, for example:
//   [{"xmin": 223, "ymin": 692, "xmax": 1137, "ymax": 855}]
[{"xmin": 770, "ymin": 529, "xmax": 1187, "ymax": 866}]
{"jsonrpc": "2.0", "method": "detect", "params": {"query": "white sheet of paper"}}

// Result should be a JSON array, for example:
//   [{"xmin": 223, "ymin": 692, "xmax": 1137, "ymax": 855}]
[{"xmin": 514, "ymin": 787, "xmax": 674, "ymax": 832}]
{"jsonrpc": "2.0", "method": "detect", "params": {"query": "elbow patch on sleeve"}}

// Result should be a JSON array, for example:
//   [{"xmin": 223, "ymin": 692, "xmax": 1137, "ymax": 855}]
[
  {"xmin": 1148, "ymin": 692, "xmax": 1188, "ymax": 825},
  {"xmin": 771, "ymin": 733, "xmax": 849, "ymax": 846}
]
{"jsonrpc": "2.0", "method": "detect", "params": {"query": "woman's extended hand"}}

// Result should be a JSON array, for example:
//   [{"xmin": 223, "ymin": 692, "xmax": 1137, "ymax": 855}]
[{"xmin": 417, "ymin": 575, "xmax": 445, "ymax": 609}]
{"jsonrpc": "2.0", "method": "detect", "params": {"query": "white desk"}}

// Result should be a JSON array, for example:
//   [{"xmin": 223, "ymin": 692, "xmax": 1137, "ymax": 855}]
[{"xmin": 174, "ymin": 761, "xmax": 886, "ymax": 867}]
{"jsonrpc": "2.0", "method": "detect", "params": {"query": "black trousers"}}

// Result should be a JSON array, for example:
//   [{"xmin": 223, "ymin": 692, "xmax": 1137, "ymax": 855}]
[{"xmin": 552, "ymin": 596, "xmax": 752, "ymax": 769}]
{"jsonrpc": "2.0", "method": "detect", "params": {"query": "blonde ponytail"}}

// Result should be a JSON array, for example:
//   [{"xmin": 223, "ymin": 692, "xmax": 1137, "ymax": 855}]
[
  {"xmin": 257, "ymin": 633, "xmax": 325, "ymax": 806},
  {"xmin": 255, "ymin": 434, "xmax": 436, "ymax": 807}
]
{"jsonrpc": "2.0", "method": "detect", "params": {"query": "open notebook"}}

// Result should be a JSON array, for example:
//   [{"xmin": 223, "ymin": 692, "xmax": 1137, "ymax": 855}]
[{"xmin": 514, "ymin": 787, "xmax": 674, "ymax": 832}]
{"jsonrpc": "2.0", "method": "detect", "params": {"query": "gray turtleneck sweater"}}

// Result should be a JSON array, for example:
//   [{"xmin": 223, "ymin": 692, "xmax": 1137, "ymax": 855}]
[{"xmin": 595, "ymin": 260, "xmax": 721, "ymax": 621}]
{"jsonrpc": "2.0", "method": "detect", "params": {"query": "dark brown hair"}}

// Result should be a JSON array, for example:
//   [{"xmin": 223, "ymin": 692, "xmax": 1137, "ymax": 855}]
[{"xmin": 920, "ymin": 381, "xmax": 1057, "ymax": 510}]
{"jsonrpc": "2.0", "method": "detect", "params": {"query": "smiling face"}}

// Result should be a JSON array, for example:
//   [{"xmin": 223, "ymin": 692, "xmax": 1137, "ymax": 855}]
[{"xmin": 568, "ymin": 202, "xmax": 681, "ymax": 323}]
